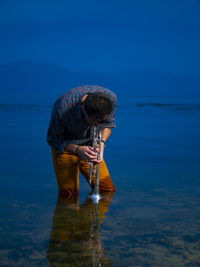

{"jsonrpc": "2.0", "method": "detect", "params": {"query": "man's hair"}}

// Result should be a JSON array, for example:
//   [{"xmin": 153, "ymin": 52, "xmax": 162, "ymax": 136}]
[{"xmin": 84, "ymin": 93, "xmax": 113, "ymax": 121}]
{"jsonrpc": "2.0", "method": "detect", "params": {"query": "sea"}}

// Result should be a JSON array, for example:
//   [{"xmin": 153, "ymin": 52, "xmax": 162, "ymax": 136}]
[{"xmin": 0, "ymin": 95, "xmax": 200, "ymax": 266}]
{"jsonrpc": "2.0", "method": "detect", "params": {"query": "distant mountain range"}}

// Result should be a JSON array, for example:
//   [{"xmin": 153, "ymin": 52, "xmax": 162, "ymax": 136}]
[{"xmin": 0, "ymin": 61, "xmax": 199, "ymax": 104}]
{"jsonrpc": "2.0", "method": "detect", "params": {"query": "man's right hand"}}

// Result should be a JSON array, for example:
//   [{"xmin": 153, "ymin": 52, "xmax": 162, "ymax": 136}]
[{"xmin": 77, "ymin": 146, "xmax": 98, "ymax": 163}]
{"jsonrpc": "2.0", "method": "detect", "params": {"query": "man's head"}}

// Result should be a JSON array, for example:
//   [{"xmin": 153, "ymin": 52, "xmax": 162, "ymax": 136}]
[{"xmin": 83, "ymin": 93, "xmax": 113, "ymax": 125}]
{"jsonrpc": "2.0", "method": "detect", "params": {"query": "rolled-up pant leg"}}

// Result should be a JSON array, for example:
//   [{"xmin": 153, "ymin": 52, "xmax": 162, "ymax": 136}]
[
  {"xmin": 52, "ymin": 149, "xmax": 80, "ymax": 197},
  {"xmin": 52, "ymin": 149, "xmax": 115, "ymax": 196}
]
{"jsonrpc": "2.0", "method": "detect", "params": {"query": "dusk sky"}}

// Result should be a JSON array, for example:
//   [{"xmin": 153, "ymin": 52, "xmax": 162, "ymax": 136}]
[{"xmin": 0, "ymin": 0, "xmax": 200, "ymax": 74}]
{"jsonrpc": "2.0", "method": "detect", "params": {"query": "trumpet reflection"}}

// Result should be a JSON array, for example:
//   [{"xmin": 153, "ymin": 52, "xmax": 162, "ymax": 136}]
[{"xmin": 47, "ymin": 192, "xmax": 114, "ymax": 267}]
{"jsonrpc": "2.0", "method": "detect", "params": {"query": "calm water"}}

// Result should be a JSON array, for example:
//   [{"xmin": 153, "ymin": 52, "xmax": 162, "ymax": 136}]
[{"xmin": 0, "ymin": 96, "xmax": 200, "ymax": 266}]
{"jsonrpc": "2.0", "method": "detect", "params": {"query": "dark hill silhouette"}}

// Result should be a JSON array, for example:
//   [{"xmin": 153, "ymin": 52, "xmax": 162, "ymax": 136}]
[{"xmin": 0, "ymin": 61, "xmax": 199, "ymax": 104}]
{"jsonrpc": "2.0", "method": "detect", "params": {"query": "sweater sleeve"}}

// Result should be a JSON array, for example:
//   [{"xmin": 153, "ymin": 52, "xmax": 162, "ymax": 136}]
[{"xmin": 46, "ymin": 105, "xmax": 66, "ymax": 152}]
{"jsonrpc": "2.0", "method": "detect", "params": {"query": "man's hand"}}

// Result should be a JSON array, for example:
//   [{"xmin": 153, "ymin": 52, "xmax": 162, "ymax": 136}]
[
  {"xmin": 77, "ymin": 143, "xmax": 105, "ymax": 164},
  {"xmin": 77, "ymin": 146, "xmax": 98, "ymax": 163},
  {"xmin": 93, "ymin": 142, "xmax": 105, "ymax": 164}
]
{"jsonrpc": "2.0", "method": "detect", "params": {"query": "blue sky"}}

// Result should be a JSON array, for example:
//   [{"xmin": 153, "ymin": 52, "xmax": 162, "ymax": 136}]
[{"xmin": 0, "ymin": 0, "xmax": 200, "ymax": 74}]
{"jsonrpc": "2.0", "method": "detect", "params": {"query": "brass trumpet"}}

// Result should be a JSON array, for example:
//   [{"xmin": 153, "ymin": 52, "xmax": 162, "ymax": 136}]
[{"xmin": 89, "ymin": 126, "xmax": 102, "ymax": 203}]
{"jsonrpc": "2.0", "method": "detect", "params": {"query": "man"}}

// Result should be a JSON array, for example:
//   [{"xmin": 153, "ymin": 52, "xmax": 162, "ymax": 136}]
[{"xmin": 47, "ymin": 85, "xmax": 117, "ymax": 197}]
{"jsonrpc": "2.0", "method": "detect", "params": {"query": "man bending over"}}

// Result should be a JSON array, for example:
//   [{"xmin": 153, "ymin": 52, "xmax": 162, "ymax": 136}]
[{"xmin": 47, "ymin": 85, "xmax": 117, "ymax": 198}]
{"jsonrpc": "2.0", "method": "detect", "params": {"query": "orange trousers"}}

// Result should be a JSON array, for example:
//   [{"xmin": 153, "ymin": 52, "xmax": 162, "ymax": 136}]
[{"xmin": 52, "ymin": 149, "xmax": 115, "ymax": 197}]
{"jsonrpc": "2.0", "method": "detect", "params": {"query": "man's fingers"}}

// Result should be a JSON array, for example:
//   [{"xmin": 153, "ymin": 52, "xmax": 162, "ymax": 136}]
[
  {"xmin": 84, "ymin": 151, "xmax": 97, "ymax": 160},
  {"xmin": 94, "ymin": 147, "xmax": 100, "ymax": 153},
  {"xmin": 87, "ymin": 147, "xmax": 98, "ymax": 155},
  {"xmin": 86, "ymin": 148, "xmax": 98, "ymax": 157}
]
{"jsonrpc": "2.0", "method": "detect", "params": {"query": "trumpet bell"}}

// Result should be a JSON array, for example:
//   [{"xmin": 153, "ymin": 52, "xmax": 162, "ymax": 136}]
[{"xmin": 89, "ymin": 193, "xmax": 102, "ymax": 203}]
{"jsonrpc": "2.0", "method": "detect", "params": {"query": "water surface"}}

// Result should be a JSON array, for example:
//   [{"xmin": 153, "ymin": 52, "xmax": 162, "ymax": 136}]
[{"xmin": 0, "ymin": 96, "xmax": 200, "ymax": 266}]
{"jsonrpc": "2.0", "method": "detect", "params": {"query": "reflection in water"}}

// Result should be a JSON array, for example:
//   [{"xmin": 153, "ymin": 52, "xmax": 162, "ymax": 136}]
[{"xmin": 47, "ymin": 193, "xmax": 114, "ymax": 267}]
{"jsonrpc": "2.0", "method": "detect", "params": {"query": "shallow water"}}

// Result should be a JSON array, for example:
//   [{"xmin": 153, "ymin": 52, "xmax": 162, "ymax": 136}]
[{"xmin": 0, "ymin": 96, "xmax": 200, "ymax": 266}]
